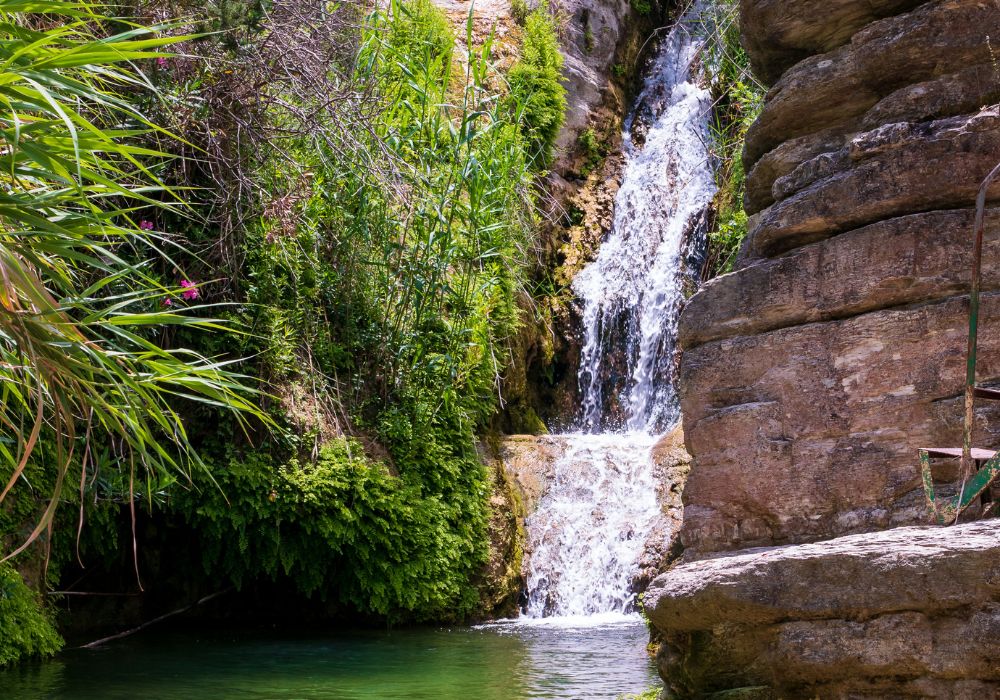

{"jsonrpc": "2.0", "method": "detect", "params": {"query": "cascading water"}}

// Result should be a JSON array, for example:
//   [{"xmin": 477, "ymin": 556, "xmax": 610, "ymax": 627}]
[{"xmin": 521, "ymin": 5, "xmax": 717, "ymax": 620}]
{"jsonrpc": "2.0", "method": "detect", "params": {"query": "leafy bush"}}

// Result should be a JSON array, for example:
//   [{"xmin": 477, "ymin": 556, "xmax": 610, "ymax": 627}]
[
  {"xmin": 508, "ymin": 4, "xmax": 567, "ymax": 168},
  {"xmin": 0, "ymin": 564, "xmax": 62, "ymax": 666},
  {"xmin": 177, "ymin": 438, "xmax": 487, "ymax": 619},
  {"xmin": 511, "ymin": 0, "xmax": 532, "ymax": 25}
]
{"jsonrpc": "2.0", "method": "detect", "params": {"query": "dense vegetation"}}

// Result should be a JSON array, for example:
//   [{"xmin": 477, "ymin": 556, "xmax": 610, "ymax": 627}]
[{"xmin": 0, "ymin": 0, "xmax": 566, "ymax": 663}]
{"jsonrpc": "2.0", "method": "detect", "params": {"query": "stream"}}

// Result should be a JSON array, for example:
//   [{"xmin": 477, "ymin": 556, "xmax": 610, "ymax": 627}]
[{"xmin": 0, "ymin": 621, "xmax": 655, "ymax": 699}]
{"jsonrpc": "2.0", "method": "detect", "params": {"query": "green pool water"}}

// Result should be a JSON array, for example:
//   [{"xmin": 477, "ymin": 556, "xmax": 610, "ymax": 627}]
[{"xmin": 0, "ymin": 616, "xmax": 658, "ymax": 699}]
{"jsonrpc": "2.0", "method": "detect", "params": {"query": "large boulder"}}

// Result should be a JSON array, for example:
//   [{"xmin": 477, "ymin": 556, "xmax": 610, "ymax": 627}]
[
  {"xmin": 646, "ymin": 521, "xmax": 1000, "ymax": 698},
  {"xmin": 739, "ymin": 0, "xmax": 925, "ymax": 84}
]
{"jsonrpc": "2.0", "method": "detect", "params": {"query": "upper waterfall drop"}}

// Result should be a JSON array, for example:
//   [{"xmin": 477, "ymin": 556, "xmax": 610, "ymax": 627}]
[
  {"xmin": 520, "ymin": 5, "xmax": 716, "ymax": 620},
  {"xmin": 575, "ymin": 6, "xmax": 717, "ymax": 435}
]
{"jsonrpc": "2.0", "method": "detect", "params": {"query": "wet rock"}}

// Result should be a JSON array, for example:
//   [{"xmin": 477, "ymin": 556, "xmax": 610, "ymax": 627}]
[{"xmin": 646, "ymin": 521, "xmax": 1000, "ymax": 697}]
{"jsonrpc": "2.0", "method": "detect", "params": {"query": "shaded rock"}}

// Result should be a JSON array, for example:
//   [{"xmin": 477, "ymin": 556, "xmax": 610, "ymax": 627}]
[
  {"xmin": 739, "ymin": 0, "xmax": 925, "ymax": 85},
  {"xmin": 634, "ymin": 426, "xmax": 691, "ymax": 589},
  {"xmin": 744, "ymin": 0, "xmax": 1000, "ymax": 168},
  {"xmin": 646, "ymin": 521, "xmax": 1000, "ymax": 697},
  {"xmin": 679, "ymin": 293, "xmax": 1000, "ymax": 555},
  {"xmin": 680, "ymin": 209, "xmax": 1000, "ymax": 348}
]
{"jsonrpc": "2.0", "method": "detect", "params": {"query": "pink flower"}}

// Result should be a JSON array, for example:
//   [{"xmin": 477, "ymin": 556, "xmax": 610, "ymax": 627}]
[
  {"xmin": 139, "ymin": 219, "xmax": 154, "ymax": 230},
  {"xmin": 156, "ymin": 57, "xmax": 169, "ymax": 68},
  {"xmin": 179, "ymin": 280, "xmax": 199, "ymax": 301},
  {"xmin": 163, "ymin": 297, "xmax": 172, "ymax": 307}
]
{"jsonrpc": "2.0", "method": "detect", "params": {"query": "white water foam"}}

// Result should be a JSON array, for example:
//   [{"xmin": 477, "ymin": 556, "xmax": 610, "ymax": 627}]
[{"xmin": 521, "ymin": 5, "xmax": 716, "ymax": 621}]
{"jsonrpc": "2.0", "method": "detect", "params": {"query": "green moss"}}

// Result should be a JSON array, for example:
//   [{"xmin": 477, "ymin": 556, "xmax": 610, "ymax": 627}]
[
  {"xmin": 577, "ymin": 128, "xmax": 604, "ymax": 176},
  {"xmin": 176, "ymin": 437, "xmax": 488, "ymax": 621},
  {"xmin": 0, "ymin": 563, "xmax": 62, "ymax": 666},
  {"xmin": 630, "ymin": 0, "xmax": 652, "ymax": 16}
]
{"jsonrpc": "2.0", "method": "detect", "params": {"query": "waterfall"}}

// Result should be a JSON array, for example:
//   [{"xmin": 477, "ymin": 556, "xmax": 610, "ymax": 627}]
[{"xmin": 521, "ymin": 6, "xmax": 716, "ymax": 619}]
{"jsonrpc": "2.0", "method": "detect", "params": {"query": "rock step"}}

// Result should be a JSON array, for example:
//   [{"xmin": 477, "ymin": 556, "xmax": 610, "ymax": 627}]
[{"xmin": 647, "ymin": 521, "xmax": 1000, "ymax": 697}]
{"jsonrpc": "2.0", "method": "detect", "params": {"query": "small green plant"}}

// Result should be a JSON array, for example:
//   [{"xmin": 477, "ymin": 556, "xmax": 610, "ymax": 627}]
[
  {"xmin": 630, "ymin": 0, "xmax": 652, "ymax": 16},
  {"xmin": 612, "ymin": 62, "xmax": 627, "ymax": 79},
  {"xmin": 511, "ymin": 0, "xmax": 532, "ymax": 25},
  {"xmin": 583, "ymin": 22, "xmax": 594, "ymax": 54},
  {"xmin": 701, "ymin": 1, "xmax": 764, "ymax": 278},
  {"xmin": 508, "ymin": 2, "xmax": 567, "ymax": 169},
  {"xmin": 617, "ymin": 687, "xmax": 662, "ymax": 700},
  {"xmin": 578, "ymin": 128, "xmax": 604, "ymax": 176}
]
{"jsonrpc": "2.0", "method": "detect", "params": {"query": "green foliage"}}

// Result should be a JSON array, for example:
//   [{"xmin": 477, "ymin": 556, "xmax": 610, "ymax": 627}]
[
  {"xmin": 617, "ymin": 689, "xmax": 662, "ymax": 700},
  {"xmin": 177, "ymin": 438, "xmax": 486, "ymax": 619},
  {"xmin": 0, "ymin": 0, "xmax": 266, "ymax": 562},
  {"xmin": 0, "ymin": 564, "xmax": 62, "ymax": 666},
  {"xmin": 510, "ymin": 0, "xmax": 532, "ymax": 25},
  {"xmin": 701, "ymin": 2, "xmax": 764, "ymax": 277},
  {"xmin": 508, "ymin": 4, "xmax": 567, "ymax": 169},
  {"xmin": 166, "ymin": 0, "xmax": 549, "ymax": 620},
  {"xmin": 578, "ymin": 128, "xmax": 604, "ymax": 176},
  {"xmin": 630, "ymin": 0, "xmax": 652, "ymax": 16}
]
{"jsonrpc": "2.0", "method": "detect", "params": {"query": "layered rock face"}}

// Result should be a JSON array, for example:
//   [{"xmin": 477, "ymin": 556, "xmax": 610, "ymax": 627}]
[{"xmin": 677, "ymin": 0, "xmax": 1000, "ymax": 557}]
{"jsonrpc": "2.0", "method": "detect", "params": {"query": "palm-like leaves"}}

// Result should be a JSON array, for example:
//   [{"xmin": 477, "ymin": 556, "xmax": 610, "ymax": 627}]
[{"xmin": 0, "ymin": 1, "xmax": 266, "ymax": 560}]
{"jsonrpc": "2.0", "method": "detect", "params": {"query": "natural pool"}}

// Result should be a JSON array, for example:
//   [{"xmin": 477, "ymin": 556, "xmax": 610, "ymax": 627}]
[{"xmin": 0, "ymin": 615, "xmax": 657, "ymax": 699}]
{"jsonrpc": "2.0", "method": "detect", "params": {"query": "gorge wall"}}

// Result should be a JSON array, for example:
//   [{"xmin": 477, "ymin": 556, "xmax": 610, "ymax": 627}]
[
  {"xmin": 644, "ymin": 1, "xmax": 1000, "ymax": 696},
  {"xmin": 677, "ymin": 0, "xmax": 1000, "ymax": 557}
]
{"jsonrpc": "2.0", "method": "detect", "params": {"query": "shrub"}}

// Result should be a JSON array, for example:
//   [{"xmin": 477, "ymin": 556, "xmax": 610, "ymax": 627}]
[
  {"xmin": 0, "ymin": 564, "xmax": 62, "ymax": 666},
  {"xmin": 508, "ymin": 4, "xmax": 567, "ymax": 169}
]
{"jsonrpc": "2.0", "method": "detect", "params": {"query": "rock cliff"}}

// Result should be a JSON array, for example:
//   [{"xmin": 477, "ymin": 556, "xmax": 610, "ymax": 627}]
[
  {"xmin": 645, "ymin": 1, "xmax": 1000, "ymax": 695},
  {"xmin": 678, "ymin": 0, "xmax": 1000, "ymax": 557}
]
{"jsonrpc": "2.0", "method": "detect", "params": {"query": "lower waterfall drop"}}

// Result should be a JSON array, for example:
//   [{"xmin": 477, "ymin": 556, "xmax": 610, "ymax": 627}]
[{"xmin": 521, "ymin": 4, "xmax": 716, "ymax": 620}]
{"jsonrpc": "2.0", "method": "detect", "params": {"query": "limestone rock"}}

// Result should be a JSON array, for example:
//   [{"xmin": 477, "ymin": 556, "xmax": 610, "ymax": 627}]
[
  {"xmin": 646, "ymin": 521, "xmax": 1000, "ymax": 697},
  {"xmin": 744, "ymin": 0, "xmax": 1000, "ymax": 168},
  {"xmin": 744, "ymin": 129, "xmax": 852, "ymax": 214},
  {"xmin": 634, "ymin": 426, "xmax": 691, "ymax": 589},
  {"xmin": 496, "ymin": 435, "xmax": 563, "ymax": 515},
  {"xmin": 681, "ymin": 209, "xmax": 1000, "ymax": 349},
  {"xmin": 679, "ymin": 293, "xmax": 1000, "ymax": 555},
  {"xmin": 739, "ymin": 0, "xmax": 925, "ymax": 85},
  {"xmin": 742, "ymin": 108, "xmax": 1000, "ymax": 263}
]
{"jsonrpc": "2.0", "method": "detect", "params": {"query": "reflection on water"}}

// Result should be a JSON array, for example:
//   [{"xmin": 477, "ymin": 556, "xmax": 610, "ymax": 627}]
[{"xmin": 0, "ymin": 618, "xmax": 656, "ymax": 699}]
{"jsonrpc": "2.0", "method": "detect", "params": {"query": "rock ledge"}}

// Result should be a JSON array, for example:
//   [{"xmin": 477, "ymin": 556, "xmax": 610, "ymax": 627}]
[{"xmin": 647, "ymin": 521, "xmax": 1000, "ymax": 698}]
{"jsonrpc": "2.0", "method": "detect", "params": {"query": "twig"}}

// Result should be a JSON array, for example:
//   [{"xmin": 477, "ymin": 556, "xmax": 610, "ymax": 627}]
[{"xmin": 78, "ymin": 588, "xmax": 233, "ymax": 649}]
